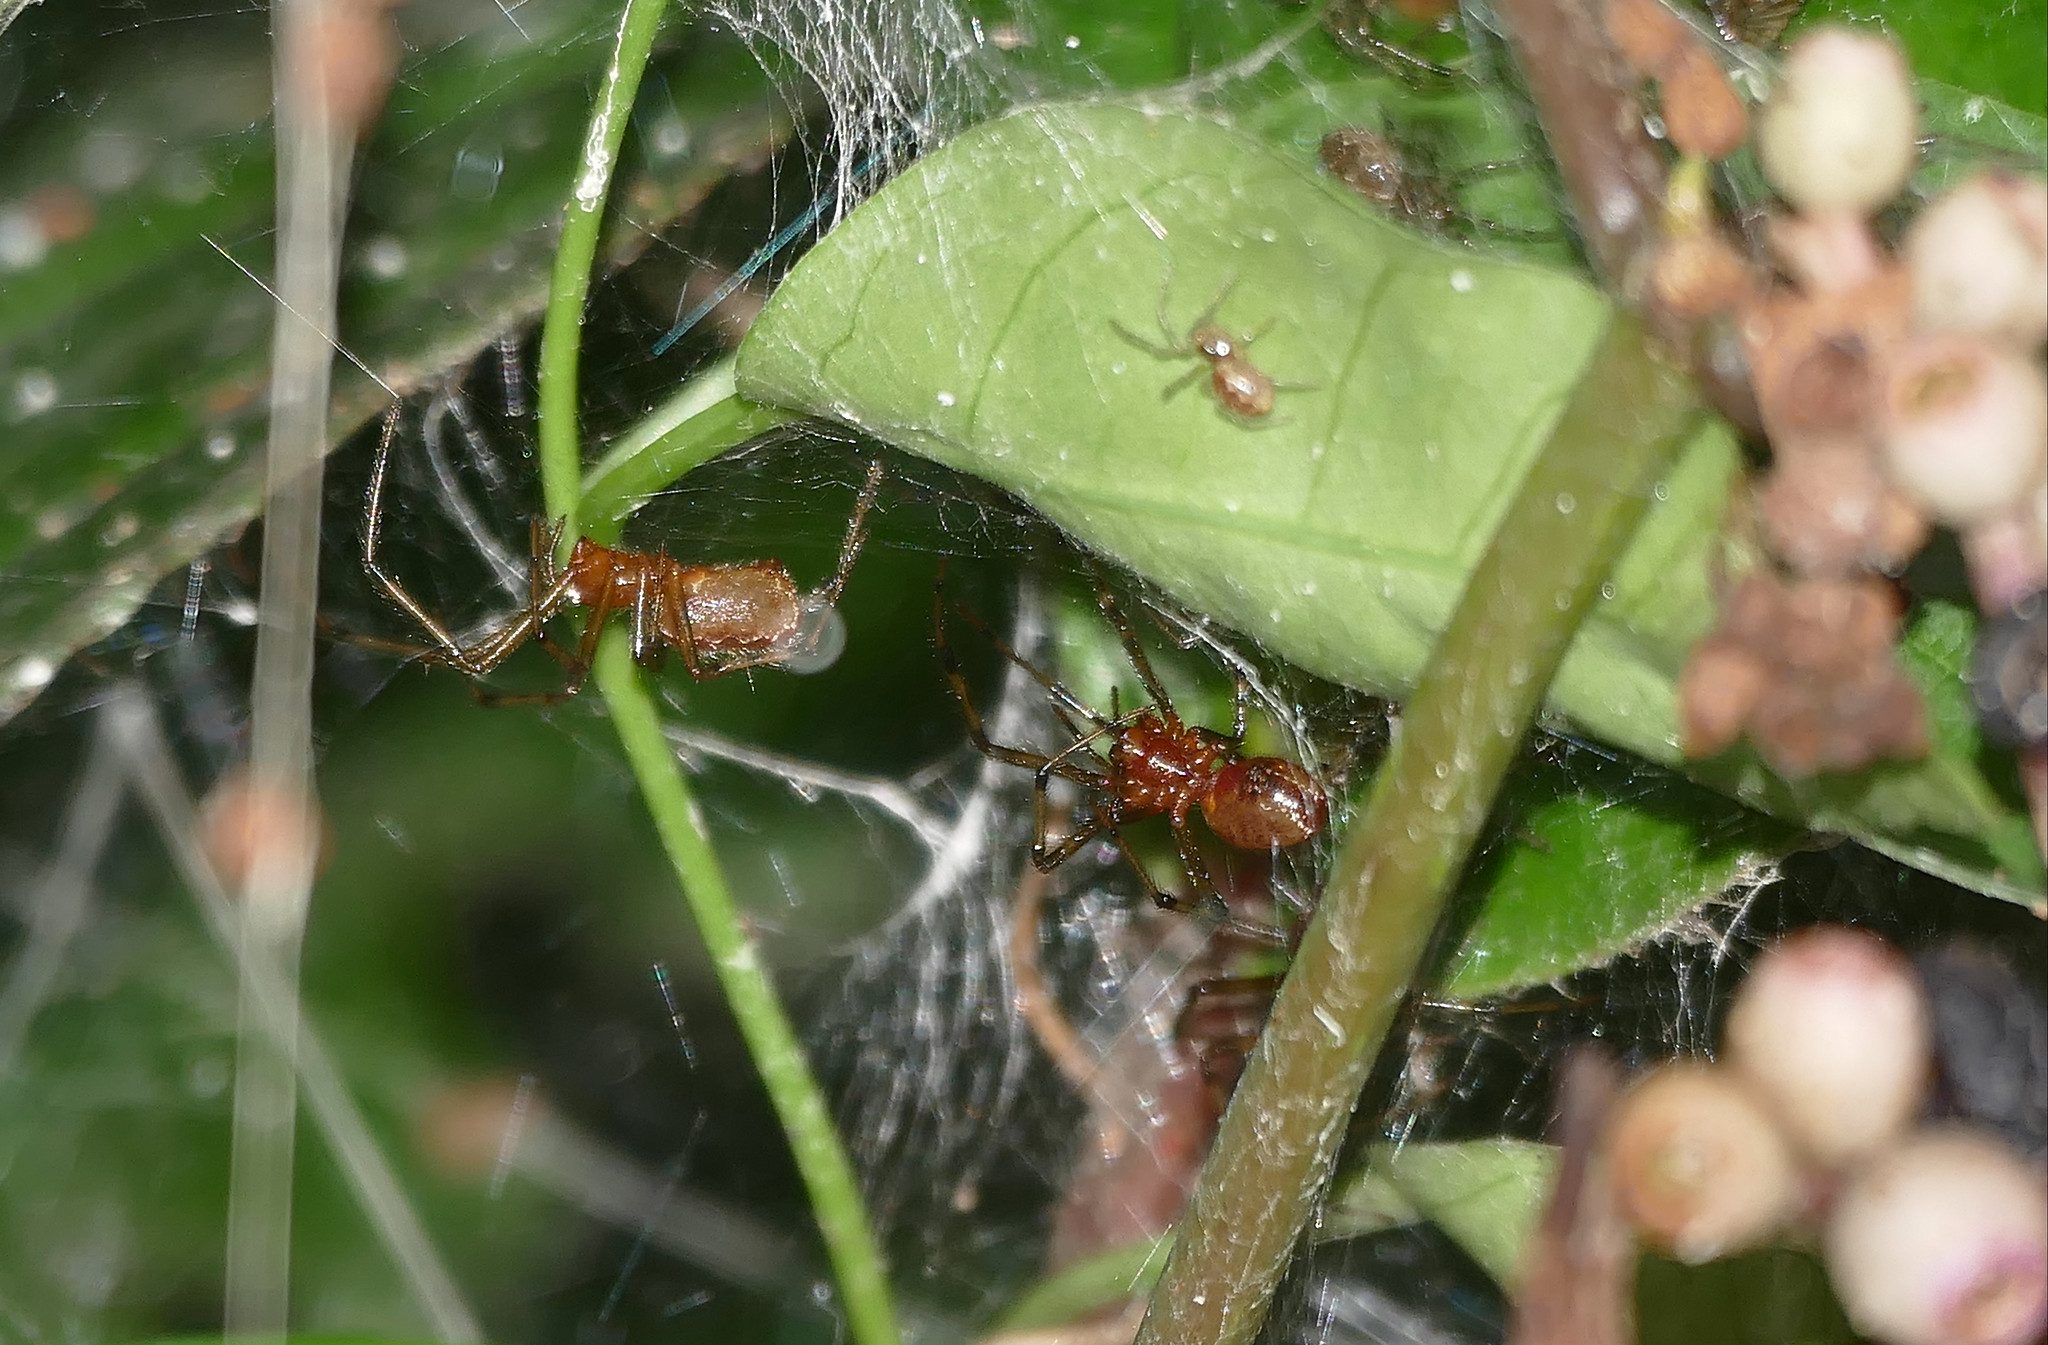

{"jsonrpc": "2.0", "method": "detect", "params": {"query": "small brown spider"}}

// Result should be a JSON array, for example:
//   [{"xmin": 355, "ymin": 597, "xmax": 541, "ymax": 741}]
[
  {"xmin": 1320, "ymin": 127, "xmax": 1544, "ymax": 244},
  {"xmin": 361, "ymin": 410, "xmax": 885, "ymax": 703},
  {"xmin": 934, "ymin": 568, "xmax": 1328, "ymax": 931},
  {"xmin": 1113, "ymin": 278, "xmax": 1286, "ymax": 420},
  {"xmin": 1320, "ymin": 126, "xmax": 1461, "ymax": 233}
]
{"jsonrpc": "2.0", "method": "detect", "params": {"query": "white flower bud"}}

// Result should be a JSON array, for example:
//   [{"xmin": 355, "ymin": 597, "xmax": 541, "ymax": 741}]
[
  {"xmin": 1759, "ymin": 28, "xmax": 1918, "ymax": 216},
  {"xmin": 1611, "ymin": 1062, "xmax": 1803, "ymax": 1262},
  {"xmin": 1880, "ymin": 337, "xmax": 2048, "ymax": 527},
  {"xmin": 1906, "ymin": 174, "xmax": 2048, "ymax": 342},
  {"xmin": 1826, "ymin": 1129, "xmax": 2048, "ymax": 1345},
  {"xmin": 1723, "ymin": 926, "xmax": 1931, "ymax": 1167}
]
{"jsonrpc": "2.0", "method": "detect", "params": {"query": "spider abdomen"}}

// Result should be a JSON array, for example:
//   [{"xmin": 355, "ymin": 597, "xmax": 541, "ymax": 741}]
[
  {"xmin": 667, "ymin": 560, "xmax": 803, "ymax": 657},
  {"xmin": 1211, "ymin": 359, "xmax": 1275, "ymax": 419},
  {"xmin": 565, "ymin": 540, "xmax": 802, "ymax": 665},
  {"xmin": 1201, "ymin": 758, "xmax": 1327, "ymax": 850}
]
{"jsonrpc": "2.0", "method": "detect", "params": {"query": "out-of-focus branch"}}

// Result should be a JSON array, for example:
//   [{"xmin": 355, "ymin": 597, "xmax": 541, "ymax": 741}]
[
  {"xmin": 1494, "ymin": 0, "xmax": 1761, "ymax": 428},
  {"xmin": 1495, "ymin": 0, "xmax": 1668, "ymax": 295},
  {"xmin": 1507, "ymin": 1051, "xmax": 1637, "ymax": 1345}
]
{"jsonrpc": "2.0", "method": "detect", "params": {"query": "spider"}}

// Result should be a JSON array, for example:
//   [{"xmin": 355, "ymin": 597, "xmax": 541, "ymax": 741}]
[
  {"xmin": 1112, "ymin": 277, "xmax": 1292, "ymax": 421},
  {"xmin": 1320, "ymin": 127, "xmax": 1549, "ymax": 245},
  {"xmin": 934, "ymin": 567, "xmax": 1329, "ymax": 934},
  {"xmin": 361, "ymin": 410, "xmax": 886, "ymax": 703}
]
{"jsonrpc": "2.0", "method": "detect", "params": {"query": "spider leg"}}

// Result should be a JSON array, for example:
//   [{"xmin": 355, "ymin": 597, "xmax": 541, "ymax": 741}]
[
  {"xmin": 934, "ymin": 592, "xmax": 1071, "ymax": 774},
  {"xmin": 1323, "ymin": 5, "xmax": 1459, "ymax": 86},
  {"xmin": 1112, "ymin": 829, "xmax": 1225, "ymax": 925},
  {"xmin": 465, "ymin": 572, "xmax": 606, "ymax": 707},
  {"xmin": 1027, "ymin": 711, "xmax": 1150, "ymax": 870},
  {"xmin": 1188, "ymin": 272, "xmax": 1242, "ymax": 334},
  {"xmin": 361, "ymin": 408, "xmax": 575, "ymax": 679},
  {"xmin": 1110, "ymin": 318, "xmax": 1185, "ymax": 363},
  {"xmin": 1031, "ymin": 801, "xmax": 1112, "ymax": 873},
  {"xmin": 528, "ymin": 519, "xmax": 583, "ymax": 674},
  {"xmin": 934, "ymin": 567, "xmax": 1114, "ymax": 730},
  {"xmin": 561, "ymin": 581, "xmax": 616, "ymax": 685},
  {"xmin": 662, "ymin": 566, "xmax": 712, "ymax": 680},
  {"xmin": 1238, "ymin": 318, "xmax": 1275, "ymax": 349},
  {"xmin": 1441, "ymin": 155, "xmax": 1532, "ymax": 188},
  {"xmin": 361, "ymin": 407, "xmax": 471, "ymax": 663},
  {"xmin": 1170, "ymin": 819, "xmax": 1290, "ymax": 947},
  {"xmin": 619, "ymin": 566, "xmax": 651, "ymax": 665},
  {"xmin": 1161, "ymin": 365, "xmax": 1205, "ymax": 403},
  {"xmin": 815, "ymin": 456, "xmax": 887, "ymax": 606},
  {"xmin": 1090, "ymin": 572, "xmax": 1177, "ymax": 722}
]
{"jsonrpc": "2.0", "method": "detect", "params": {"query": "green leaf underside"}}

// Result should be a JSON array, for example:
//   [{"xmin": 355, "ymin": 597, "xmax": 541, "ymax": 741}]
[
  {"xmin": 736, "ymin": 102, "xmax": 2035, "ymax": 900},
  {"xmin": 1328, "ymin": 1139, "xmax": 1556, "ymax": 1286}
]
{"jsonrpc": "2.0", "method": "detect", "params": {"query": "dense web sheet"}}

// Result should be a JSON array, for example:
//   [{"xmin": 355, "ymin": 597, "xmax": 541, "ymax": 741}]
[{"xmin": 2, "ymin": 0, "xmax": 2043, "ymax": 1341}]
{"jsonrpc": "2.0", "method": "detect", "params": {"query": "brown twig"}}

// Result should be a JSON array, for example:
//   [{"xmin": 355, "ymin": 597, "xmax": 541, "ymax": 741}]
[
  {"xmin": 1494, "ymin": 0, "xmax": 1761, "ymax": 428},
  {"xmin": 1494, "ymin": 0, "xmax": 1668, "ymax": 295},
  {"xmin": 1507, "ymin": 1050, "xmax": 1638, "ymax": 1345},
  {"xmin": 1010, "ymin": 858, "xmax": 1104, "ymax": 1095}
]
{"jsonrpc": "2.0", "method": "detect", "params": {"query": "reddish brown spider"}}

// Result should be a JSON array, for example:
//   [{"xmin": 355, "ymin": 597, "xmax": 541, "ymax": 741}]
[
  {"xmin": 362, "ymin": 411, "xmax": 885, "ymax": 703},
  {"xmin": 934, "ymin": 568, "xmax": 1328, "ymax": 932},
  {"xmin": 1113, "ymin": 277, "xmax": 1287, "ymax": 420}
]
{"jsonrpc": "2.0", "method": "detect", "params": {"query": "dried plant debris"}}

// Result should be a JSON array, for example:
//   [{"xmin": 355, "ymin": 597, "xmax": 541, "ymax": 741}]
[{"xmin": 1680, "ymin": 571, "xmax": 1928, "ymax": 777}]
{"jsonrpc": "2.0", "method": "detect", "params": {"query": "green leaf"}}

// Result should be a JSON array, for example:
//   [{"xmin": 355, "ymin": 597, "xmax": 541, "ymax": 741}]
[
  {"xmin": 1638, "ymin": 1248, "xmax": 1854, "ymax": 1345},
  {"xmin": 1444, "ymin": 746, "xmax": 1792, "ymax": 998},
  {"xmin": 1794, "ymin": 1, "xmax": 2048, "ymax": 119},
  {"xmin": 734, "ymin": 101, "xmax": 2037, "ymax": 902},
  {"xmin": 1917, "ymin": 81, "xmax": 2048, "ymax": 193},
  {"xmin": 993, "ymin": 1236, "xmax": 1172, "ymax": 1332},
  {"xmin": 131, "ymin": 1338, "xmax": 472, "ymax": 1344},
  {"xmin": 1224, "ymin": 69, "xmax": 1570, "ymax": 265},
  {"xmin": 997, "ymin": 1139, "xmax": 1551, "ymax": 1330},
  {"xmin": 0, "ymin": 11, "xmax": 787, "ymax": 726},
  {"xmin": 1327, "ymin": 1140, "xmax": 1555, "ymax": 1285}
]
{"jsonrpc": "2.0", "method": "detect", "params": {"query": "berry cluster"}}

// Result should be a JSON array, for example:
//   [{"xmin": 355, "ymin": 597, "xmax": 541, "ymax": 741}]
[
  {"xmin": 1609, "ymin": 926, "xmax": 2046, "ymax": 1345},
  {"xmin": 1605, "ymin": 5, "xmax": 2047, "ymax": 831}
]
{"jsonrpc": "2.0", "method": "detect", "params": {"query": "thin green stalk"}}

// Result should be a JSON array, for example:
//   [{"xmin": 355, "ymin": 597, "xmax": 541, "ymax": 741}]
[
  {"xmin": 1134, "ymin": 316, "xmax": 1701, "ymax": 1345},
  {"xmin": 592, "ymin": 637, "xmax": 900, "ymax": 1345},
  {"xmin": 534, "ymin": 0, "xmax": 667, "ymax": 541},
  {"xmin": 534, "ymin": 5, "xmax": 900, "ymax": 1343}
]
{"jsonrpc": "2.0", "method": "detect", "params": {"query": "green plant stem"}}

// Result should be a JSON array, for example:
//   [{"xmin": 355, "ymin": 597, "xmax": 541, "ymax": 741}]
[
  {"xmin": 579, "ymin": 360, "xmax": 796, "ymax": 532},
  {"xmin": 534, "ymin": 0, "xmax": 668, "ymax": 542},
  {"xmin": 1134, "ymin": 315, "xmax": 1700, "ymax": 1345},
  {"xmin": 591, "ymin": 635, "xmax": 900, "ymax": 1345},
  {"xmin": 534, "ymin": 4, "xmax": 900, "ymax": 1343}
]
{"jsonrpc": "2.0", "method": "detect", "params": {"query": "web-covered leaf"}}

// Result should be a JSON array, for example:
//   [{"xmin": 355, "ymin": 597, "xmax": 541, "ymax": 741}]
[{"xmin": 733, "ymin": 101, "xmax": 2035, "ymax": 904}]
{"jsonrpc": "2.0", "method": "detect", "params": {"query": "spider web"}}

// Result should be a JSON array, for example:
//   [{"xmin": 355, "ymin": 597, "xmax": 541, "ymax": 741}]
[{"xmin": 1, "ymin": 0, "xmax": 2043, "ymax": 1343}]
